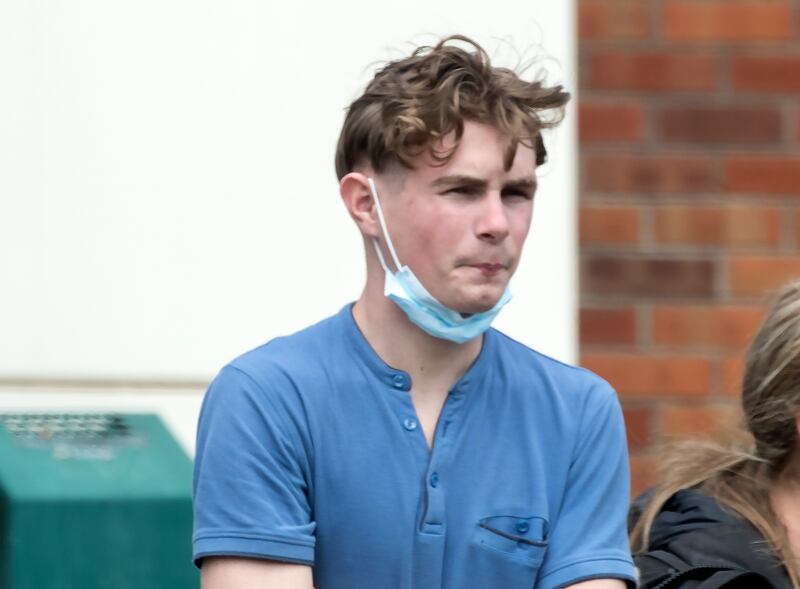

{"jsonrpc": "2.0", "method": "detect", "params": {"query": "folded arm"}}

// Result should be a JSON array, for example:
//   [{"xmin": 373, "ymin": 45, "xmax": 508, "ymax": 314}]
[
  {"xmin": 201, "ymin": 557, "xmax": 314, "ymax": 589},
  {"xmin": 565, "ymin": 580, "xmax": 627, "ymax": 589}
]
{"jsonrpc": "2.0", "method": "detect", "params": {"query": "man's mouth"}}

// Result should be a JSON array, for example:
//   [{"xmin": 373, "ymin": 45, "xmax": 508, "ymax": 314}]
[{"xmin": 471, "ymin": 263, "xmax": 505, "ymax": 276}]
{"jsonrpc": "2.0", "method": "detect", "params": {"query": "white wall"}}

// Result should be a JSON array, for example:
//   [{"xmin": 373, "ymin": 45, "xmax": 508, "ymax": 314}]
[{"xmin": 0, "ymin": 1, "xmax": 576, "ymax": 453}]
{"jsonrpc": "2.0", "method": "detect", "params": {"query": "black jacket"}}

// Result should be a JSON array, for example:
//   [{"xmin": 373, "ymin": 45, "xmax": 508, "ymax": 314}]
[{"xmin": 630, "ymin": 489, "xmax": 792, "ymax": 589}]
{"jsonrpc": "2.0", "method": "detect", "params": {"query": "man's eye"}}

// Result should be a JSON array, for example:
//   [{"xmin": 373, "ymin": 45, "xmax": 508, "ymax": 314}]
[
  {"xmin": 503, "ymin": 189, "xmax": 533, "ymax": 199},
  {"xmin": 446, "ymin": 186, "xmax": 474, "ymax": 195}
]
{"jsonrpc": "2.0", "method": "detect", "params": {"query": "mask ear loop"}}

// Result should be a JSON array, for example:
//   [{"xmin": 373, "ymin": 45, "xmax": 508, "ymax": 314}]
[
  {"xmin": 372, "ymin": 239, "xmax": 392, "ymax": 274},
  {"xmin": 367, "ymin": 177, "xmax": 402, "ymax": 273}
]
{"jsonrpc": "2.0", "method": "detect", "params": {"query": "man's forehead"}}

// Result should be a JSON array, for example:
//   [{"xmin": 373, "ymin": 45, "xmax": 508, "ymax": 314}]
[
  {"xmin": 414, "ymin": 145, "xmax": 538, "ymax": 182},
  {"xmin": 429, "ymin": 172, "xmax": 537, "ymax": 187}
]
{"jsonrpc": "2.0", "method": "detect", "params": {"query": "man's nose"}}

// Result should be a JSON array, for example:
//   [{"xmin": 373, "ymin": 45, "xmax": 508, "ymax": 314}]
[{"xmin": 475, "ymin": 193, "xmax": 510, "ymax": 243}]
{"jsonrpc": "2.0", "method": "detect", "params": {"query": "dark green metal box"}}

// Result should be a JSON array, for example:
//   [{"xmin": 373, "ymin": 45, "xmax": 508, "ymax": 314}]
[{"xmin": 0, "ymin": 413, "xmax": 197, "ymax": 589}]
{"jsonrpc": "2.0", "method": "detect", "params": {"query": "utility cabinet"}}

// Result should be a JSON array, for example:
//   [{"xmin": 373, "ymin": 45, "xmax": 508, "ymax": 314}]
[{"xmin": 0, "ymin": 412, "xmax": 197, "ymax": 588}]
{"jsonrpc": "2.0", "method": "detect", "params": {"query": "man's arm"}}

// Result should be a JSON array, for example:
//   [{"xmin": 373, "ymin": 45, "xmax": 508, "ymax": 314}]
[
  {"xmin": 193, "ymin": 367, "xmax": 316, "ymax": 573},
  {"xmin": 565, "ymin": 580, "xmax": 627, "ymax": 589},
  {"xmin": 534, "ymin": 380, "xmax": 637, "ymax": 589},
  {"xmin": 201, "ymin": 557, "xmax": 314, "ymax": 589}
]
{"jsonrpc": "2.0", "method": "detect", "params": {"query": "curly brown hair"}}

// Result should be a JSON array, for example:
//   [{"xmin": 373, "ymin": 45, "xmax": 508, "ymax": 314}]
[{"xmin": 334, "ymin": 35, "xmax": 570, "ymax": 180}]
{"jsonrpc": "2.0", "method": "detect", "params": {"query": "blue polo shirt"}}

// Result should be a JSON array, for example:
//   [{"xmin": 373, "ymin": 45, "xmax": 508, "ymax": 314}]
[{"xmin": 193, "ymin": 305, "xmax": 636, "ymax": 589}]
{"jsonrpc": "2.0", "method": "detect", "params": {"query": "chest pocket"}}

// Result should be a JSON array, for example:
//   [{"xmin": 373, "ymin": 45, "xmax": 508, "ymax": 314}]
[{"xmin": 472, "ymin": 514, "xmax": 549, "ymax": 566}]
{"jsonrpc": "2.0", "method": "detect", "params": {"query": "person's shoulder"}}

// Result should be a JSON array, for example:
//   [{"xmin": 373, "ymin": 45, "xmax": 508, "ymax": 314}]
[
  {"xmin": 227, "ymin": 307, "xmax": 346, "ymax": 376},
  {"xmin": 663, "ymin": 489, "xmax": 744, "ymax": 526},
  {"xmin": 202, "ymin": 306, "xmax": 350, "ymax": 404},
  {"xmin": 642, "ymin": 488, "xmax": 759, "ymax": 545},
  {"xmin": 201, "ymin": 307, "xmax": 351, "ymax": 415},
  {"xmin": 634, "ymin": 488, "xmax": 788, "ymax": 588},
  {"xmin": 490, "ymin": 328, "xmax": 617, "ymax": 400}
]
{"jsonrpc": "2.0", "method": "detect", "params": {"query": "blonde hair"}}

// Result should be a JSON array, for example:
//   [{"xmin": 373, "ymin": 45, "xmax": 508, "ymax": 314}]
[{"xmin": 630, "ymin": 280, "xmax": 800, "ymax": 588}]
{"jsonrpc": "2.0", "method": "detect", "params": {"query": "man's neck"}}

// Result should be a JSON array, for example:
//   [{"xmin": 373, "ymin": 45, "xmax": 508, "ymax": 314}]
[{"xmin": 351, "ymin": 291, "xmax": 483, "ymax": 393}]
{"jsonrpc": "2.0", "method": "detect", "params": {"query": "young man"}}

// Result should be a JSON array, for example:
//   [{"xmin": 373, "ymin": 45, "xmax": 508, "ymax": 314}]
[{"xmin": 193, "ymin": 36, "xmax": 636, "ymax": 589}]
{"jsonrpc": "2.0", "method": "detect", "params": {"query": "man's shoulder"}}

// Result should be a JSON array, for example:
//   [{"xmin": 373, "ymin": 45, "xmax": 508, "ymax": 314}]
[
  {"xmin": 225, "ymin": 306, "xmax": 348, "ymax": 381},
  {"xmin": 490, "ymin": 328, "xmax": 616, "ymax": 399}
]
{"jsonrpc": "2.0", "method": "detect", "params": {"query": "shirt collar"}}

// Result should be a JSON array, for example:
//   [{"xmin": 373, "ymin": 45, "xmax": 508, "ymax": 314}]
[{"xmin": 338, "ymin": 303, "xmax": 493, "ymax": 393}]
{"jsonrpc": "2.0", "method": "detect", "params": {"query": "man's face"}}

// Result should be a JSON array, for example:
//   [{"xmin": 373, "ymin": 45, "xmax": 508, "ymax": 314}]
[{"xmin": 375, "ymin": 121, "xmax": 537, "ymax": 315}]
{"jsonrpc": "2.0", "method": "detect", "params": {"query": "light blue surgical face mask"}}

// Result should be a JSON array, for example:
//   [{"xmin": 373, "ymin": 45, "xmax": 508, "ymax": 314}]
[{"xmin": 367, "ymin": 177, "xmax": 512, "ymax": 345}]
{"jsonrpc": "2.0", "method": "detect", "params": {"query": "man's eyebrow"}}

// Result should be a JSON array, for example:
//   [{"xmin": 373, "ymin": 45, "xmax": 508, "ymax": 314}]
[
  {"xmin": 504, "ymin": 177, "xmax": 538, "ymax": 191},
  {"xmin": 431, "ymin": 175, "xmax": 487, "ymax": 189},
  {"xmin": 430, "ymin": 174, "xmax": 538, "ymax": 191}
]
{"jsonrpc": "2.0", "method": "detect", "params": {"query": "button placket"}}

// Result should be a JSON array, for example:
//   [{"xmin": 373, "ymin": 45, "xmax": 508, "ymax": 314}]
[
  {"xmin": 418, "ymin": 387, "xmax": 467, "ymax": 534},
  {"xmin": 385, "ymin": 372, "xmax": 429, "ymax": 477}
]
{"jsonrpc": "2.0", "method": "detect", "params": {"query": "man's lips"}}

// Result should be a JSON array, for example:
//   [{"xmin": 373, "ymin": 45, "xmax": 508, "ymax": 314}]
[
  {"xmin": 469, "ymin": 263, "xmax": 506, "ymax": 276},
  {"xmin": 473, "ymin": 263, "xmax": 504, "ymax": 270}
]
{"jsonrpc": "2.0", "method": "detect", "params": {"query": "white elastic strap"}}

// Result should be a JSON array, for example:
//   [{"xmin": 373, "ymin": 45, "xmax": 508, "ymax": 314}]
[
  {"xmin": 367, "ymin": 177, "xmax": 402, "ymax": 271},
  {"xmin": 372, "ymin": 239, "xmax": 391, "ymax": 273}
]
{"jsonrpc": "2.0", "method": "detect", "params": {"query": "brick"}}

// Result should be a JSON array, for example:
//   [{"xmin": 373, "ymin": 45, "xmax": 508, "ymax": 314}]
[
  {"xmin": 579, "ymin": 102, "xmax": 644, "ymax": 142},
  {"xmin": 796, "ymin": 109, "xmax": 800, "ymax": 144},
  {"xmin": 725, "ymin": 157, "xmax": 800, "ymax": 195},
  {"xmin": 654, "ymin": 206, "xmax": 782, "ymax": 247},
  {"xmin": 585, "ymin": 155, "xmax": 717, "ymax": 194},
  {"xmin": 588, "ymin": 52, "xmax": 717, "ymax": 91},
  {"xmin": 661, "ymin": 404, "xmax": 738, "ymax": 440},
  {"xmin": 732, "ymin": 56, "xmax": 800, "ymax": 92},
  {"xmin": 583, "ymin": 257, "xmax": 715, "ymax": 298},
  {"xmin": 582, "ymin": 353, "xmax": 712, "ymax": 397},
  {"xmin": 579, "ymin": 0, "xmax": 650, "ymax": 40},
  {"xmin": 662, "ymin": 1, "xmax": 792, "ymax": 41},
  {"xmin": 652, "ymin": 305, "xmax": 764, "ymax": 348},
  {"xmin": 728, "ymin": 257, "xmax": 800, "ymax": 297},
  {"xmin": 658, "ymin": 106, "xmax": 782, "ymax": 145},
  {"xmin": 797, "ymin": 211, "xmax": 800, "ymax": 246},
  {"xmin": 622, "ymin": 405, "xmax": 652, "ymax": 450},
  {"xmin": 722, "ymin": 355, "xmax": 746, "ymax": 397},
  {"xmin": 630, "ymin": 454, "xmax": 658, "ymax": 497},
  {"xmin": 580, "ymin": 308, "xmax": 637, "ymax": 345},
  {"xmin": 579, "ymin": 207, "xmax": 640, "ymax": 245}
]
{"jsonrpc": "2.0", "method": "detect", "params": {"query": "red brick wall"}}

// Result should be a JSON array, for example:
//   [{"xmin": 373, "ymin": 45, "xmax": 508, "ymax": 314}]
[{"xmin": 577, "ymin": 0, "xmax": 800, "ymax": 497}]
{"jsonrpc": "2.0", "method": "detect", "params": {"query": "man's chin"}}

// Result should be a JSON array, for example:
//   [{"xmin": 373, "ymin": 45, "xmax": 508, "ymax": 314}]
[
  {"xmin": 453, "ymin": 294, "xmax": 503, "ymax": 315},
  {"xmin": 438, "ymin": 281, "xmax": 510, "ymax": 315}
]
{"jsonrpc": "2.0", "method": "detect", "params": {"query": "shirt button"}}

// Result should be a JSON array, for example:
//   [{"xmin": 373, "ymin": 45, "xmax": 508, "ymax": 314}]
[
  {"xmin": 403, "ymin": 418, "xmax": 418, "ymax": 431},
  {"xmin": 429, "ymin": 472, "xmax": 439, "ymax": 488},
  {"xmin": 392, "ymin": 374, "xmax": 405, "ymax": 388},
  {"xmin": 516, "ymin": 520, "xmax": 529, "ymax": 534}
]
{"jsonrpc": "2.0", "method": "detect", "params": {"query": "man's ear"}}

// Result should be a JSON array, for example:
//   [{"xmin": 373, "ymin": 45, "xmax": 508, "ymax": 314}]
[{"xmin": 340, "ymin": 172, "xmax": 381, "ymax": 238}]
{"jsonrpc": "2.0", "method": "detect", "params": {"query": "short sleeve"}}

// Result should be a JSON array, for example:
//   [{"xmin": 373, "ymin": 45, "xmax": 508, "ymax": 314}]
[
  {"xmin": 536, "ymin": 380, "xmax": 637, "ymax": 589},
  {"xmin": 192, "ymin": 364, "xmax": 315, "ymax": 567}
]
